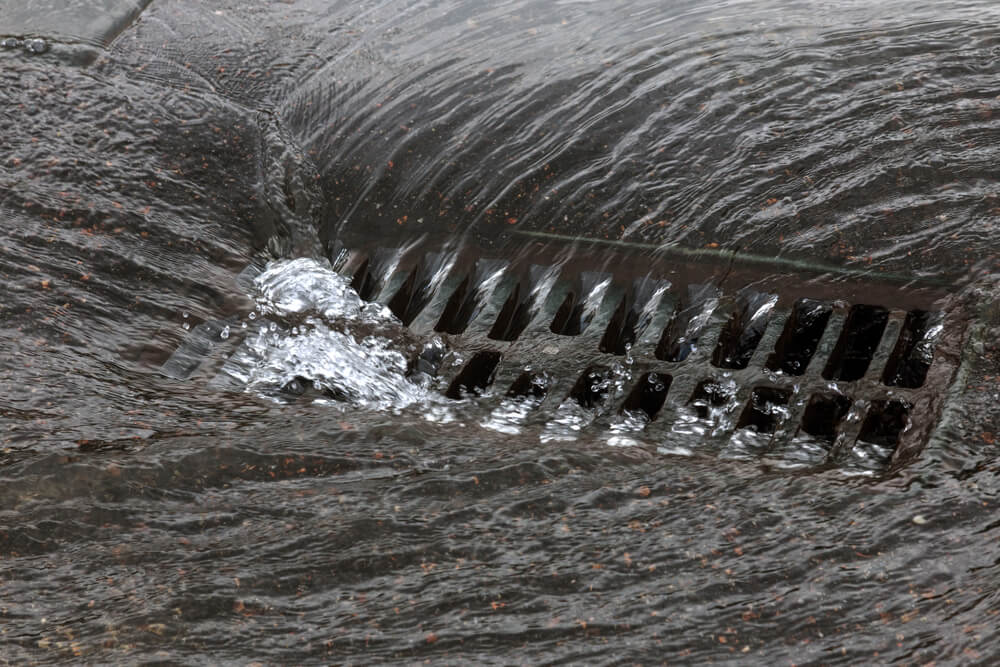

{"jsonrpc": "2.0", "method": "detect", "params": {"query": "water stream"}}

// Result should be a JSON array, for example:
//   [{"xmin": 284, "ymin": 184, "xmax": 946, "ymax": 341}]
[{"xmin": 2, "ymin": 0, "xmax": 999, "ymax": 662}]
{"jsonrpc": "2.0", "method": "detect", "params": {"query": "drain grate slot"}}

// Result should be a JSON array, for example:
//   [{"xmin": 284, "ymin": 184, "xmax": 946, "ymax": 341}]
[
  {"xmin": 387, "ymin": 258, "xmax": 434, "ymax": 326},
  {"xmin": 689, "ymin": 378, "xmax": 736, "ymax": 420},
  {"xmin": 737, "ymin": 387, "xmax": 791, "ymax": 434},
  {"xmin": 823, "ymin": 304, "xmax": 890, "ymax": 382},
  {"xmin": 570, "ymin": 366, "xmax": 612, "ymax": 409},
  {"xmin": 599, "ymin": 277, "xmax": 669, "ymax": 355},
  {"xmin": 351, "ymin": 249, "xmax": 395, "ymax": 302},
  {"xmin": 436, "ymin": 274, "xmax": 477, "ymax": 335},
  {"xmin": 387, "ymin": 263, "xmax": 426, "ymax": 325},
  {"xmin": 549, "ymin": 271, "xmax": 609, "ymax": 336},
  {"xmin": 489, "ymin": 282, "xmax": 535, "ymax": 341},
  {"xmin": 600, "ymin": 294, "xmax": 636, "ymax": 354},
  {"xmin": 435, "ymin": 259, "xmax": 505, "ymax": 335},
  {"xmin": 621, "ymin": 372, "xmax": 672, "ymax": 421},
  {"xmin": 858, "ymin": 399, "xmax": 912, "ymax": 447},
  {"xmin": 550, "ymin": 291, "xmax": 586, "ymax": 336},
  {"xmin": 712, "ymin": 290, "xmax": 778, "ymax": 370},
  {"xmin": 766, "ymin": 299, "xmax": 832, "ymax": 376},
  {"xmin": 351, "ymin": 257, "xmax": 378, "ymax": 300},
  {"xmin": 656, "ymin": 284, "xmax": 721, "ymax": 362},
  {"xmin": 800, "ymin": 393, "xmax": 852, "ymax": 440},
  {"xmin": 508, "ymin": 370, "xmax": 551, "ymax": 400},
  {"xmin": 446, "ymin": 350, "xmax": 503, "ymax": 399},
  {"xmin": 882, "ymin": 310, "xmax": 942, "ymax": 389}
]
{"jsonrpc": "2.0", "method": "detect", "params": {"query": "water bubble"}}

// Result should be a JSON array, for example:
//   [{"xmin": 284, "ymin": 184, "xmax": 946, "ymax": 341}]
[
  {"xmin": 24, "ymin": 38, "xmax": 48, "ymax": 55},
  {"xmin": 241, "ymin": 321, "xmax": 247, "ymax": 329},
  {"xmin": 182, "ymin": 312, "xmax": 189, "ymax": 319},
  {"xmin": 1, "ymin": 38, "xmax": 22, "ymax": 49},
  {"xmin": 182, "ymin": 322, "xmax": 190, "ymax": 330},
  {"xmin": 248, "ymin": 311, "xmax": 257, "ymax": 320},
  {"xmin": 220, "ymin": 325, "xmax": 230, "ymax": 340}
]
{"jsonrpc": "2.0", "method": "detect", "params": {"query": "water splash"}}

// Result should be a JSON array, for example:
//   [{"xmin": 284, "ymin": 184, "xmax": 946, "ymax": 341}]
[{"xmin": 214, "ymin": 258, "xmax": 434, "ymax": 410}]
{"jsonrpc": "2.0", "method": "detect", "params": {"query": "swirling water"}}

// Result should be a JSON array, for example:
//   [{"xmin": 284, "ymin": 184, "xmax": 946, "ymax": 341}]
[{"xmin": 2, "ymin": 0, "xmax": 1000, "ymax": 663}]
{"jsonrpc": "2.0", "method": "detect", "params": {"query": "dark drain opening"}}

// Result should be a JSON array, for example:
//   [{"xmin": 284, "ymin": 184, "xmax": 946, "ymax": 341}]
[
  {"xmin": 621, "ymin": 372, "xmax": 672, "ymax": 421},
  {"xmin": 823, "ymin": 304, "xmax": 889, "ymax": 382},
  {"xmin": 882, "ymin": 310, "xmax": 940, "ymax": 388},
  {"xmin": 387, "ymin": 260, "xmax": 434, "ymax": 326},
  {"xmin": 489, "ymin": 283, "xmax": 535, "ymax": 342},
  {"xmin": 600, "ymin": 295, "xmax": 639, "ymax": 354},
  {"xmin": 800, "ymin": 393, "xmax": 852, "ymax": 440},
  {"xmin": 446, "ymin": 350, "xmax": 502, "ymax": 399},
  {"xmin": 436, "ymin": 274, "xmax": 477, "ymax": 335},
  {"xmin": 351, "ymin": 257, "xmax": 380, "ymax": 301},
  {"xmin": 508, "ymin": 370, "xmax": 550, "ymax": 399},
  {"xmin": 712, "ymin": 290, "xmax": 777, "ymax": 370},
  {"xmin": 350, "ymin": 249, "xmax": 395, "ymax": 302},
  {"xmin": 570, "ymin": 366, "xmax": 611, "ymax": 409},
  {"xmin": 549, "ymin": 271, "xmax": 608, "ymax": 336},
  {"xmin": 600, "ymin": 278, "xmax": 665, "ymax": 355},
  {"xmin": 550, "ymin": 291, "xmax": 586, "ymax": 336},
  {"xmin": 737, "ymin": 387, "xmax": 791, "ymax": 434},
  {"xmin": 857, "ymin": 399, "xmax": 911, "ymax": 447},
  {"xmin": 766, "ymin": 299, "xmax": 832, "ymax": 375},
  {"xmin": 689, "ymin": 379, "xmax": 734, "ymax": 419},
  {"xmin": 656, "ymin": 284, "xmax": 720, "ymax": 362}
]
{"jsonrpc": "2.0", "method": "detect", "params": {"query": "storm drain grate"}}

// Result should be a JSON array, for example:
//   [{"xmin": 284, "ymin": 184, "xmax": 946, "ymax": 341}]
[
  {"xmin": 161, "ymin": 236, "xmax": 972, "ymax": 475},
  {"xmin": 332, "ymin": 238, "xmax": 970, "ymax": 474}
]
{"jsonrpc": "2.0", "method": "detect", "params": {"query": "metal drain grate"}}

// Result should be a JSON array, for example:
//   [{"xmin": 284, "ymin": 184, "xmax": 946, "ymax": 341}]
[
  {"xmin": 331, "ymin": 236, "xmax": 970, "ymax": 474},
  {"xmin": 160, "ymin": 234, "xmax": 972, "ymax": 475}
]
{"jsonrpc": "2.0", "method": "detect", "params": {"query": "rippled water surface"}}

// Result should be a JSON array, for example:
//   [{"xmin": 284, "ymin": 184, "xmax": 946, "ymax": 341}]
[{"xmin": 2, "ymin": 0, "xmax": 1000, "ymax": 662}]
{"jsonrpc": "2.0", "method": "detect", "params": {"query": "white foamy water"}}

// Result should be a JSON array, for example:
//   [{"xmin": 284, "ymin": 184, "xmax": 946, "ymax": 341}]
[{"xmin": 215, "ymin": 258, "xmax": 433, "ymax": 410}]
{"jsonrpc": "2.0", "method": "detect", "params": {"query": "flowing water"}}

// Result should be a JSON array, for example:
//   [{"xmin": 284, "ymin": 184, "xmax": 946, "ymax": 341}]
[{"xmin": 2, "ymin": 0, "xmax": 1000, "ymax": 663}]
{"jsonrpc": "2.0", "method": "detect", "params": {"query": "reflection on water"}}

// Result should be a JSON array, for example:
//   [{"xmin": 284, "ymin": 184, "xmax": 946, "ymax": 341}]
[{"xmin": 1, "ymin": 0, "xmax": 999, "ymax": 663}]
